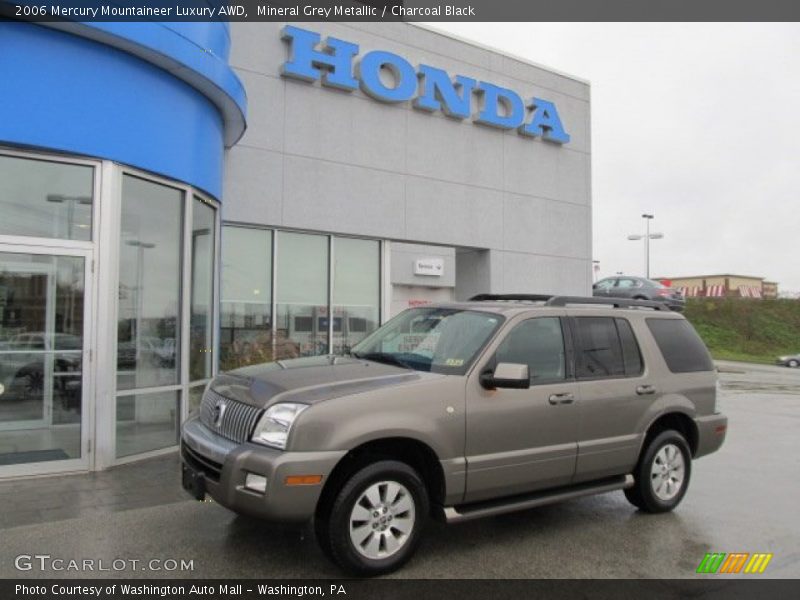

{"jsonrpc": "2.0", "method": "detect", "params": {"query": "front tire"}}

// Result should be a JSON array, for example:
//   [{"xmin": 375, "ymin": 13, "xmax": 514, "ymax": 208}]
[
  {"xmin": 625, "ymin": 430, "xmax": 691, "ymax": 513},
  {"xmin": 788, "ymin": 359, "xmax": 799, "ymax": 368},
  {"xmin": 315, "ymin": 460, "xmax": 428, "ymax": 576}
]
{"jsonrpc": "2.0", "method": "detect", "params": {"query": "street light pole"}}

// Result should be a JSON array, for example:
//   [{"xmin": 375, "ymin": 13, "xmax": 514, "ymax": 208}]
[
  {"xmin": 627, "ymin": 214, "xmax": 663, "ymax": 279},
  {"xmin": 643, "ymin": 214, "xmax": 653, "ymax": 278}
]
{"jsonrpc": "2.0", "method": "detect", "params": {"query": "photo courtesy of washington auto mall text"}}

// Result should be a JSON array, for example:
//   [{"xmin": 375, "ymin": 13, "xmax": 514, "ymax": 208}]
[{"xmin": 14, "ymin": 584, "xmax": 347, "ymax": 597}]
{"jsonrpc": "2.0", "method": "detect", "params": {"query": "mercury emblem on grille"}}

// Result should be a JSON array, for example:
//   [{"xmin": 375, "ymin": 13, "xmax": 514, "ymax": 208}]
[{"xmin": 212, "ymin": 400, "xmax": 227, "ymax": 427}]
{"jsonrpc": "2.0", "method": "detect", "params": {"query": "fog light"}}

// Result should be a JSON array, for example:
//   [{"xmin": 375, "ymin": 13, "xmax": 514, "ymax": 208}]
[{"xmin": 244, "ymin": 473, "xmax": 268, "ymax": 494}]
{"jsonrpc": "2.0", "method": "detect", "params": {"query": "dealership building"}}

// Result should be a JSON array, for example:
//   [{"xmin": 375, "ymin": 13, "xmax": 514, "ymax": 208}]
[{"xmin": 0, "ymin": 20, "xmax": 591, "ymax": 476}]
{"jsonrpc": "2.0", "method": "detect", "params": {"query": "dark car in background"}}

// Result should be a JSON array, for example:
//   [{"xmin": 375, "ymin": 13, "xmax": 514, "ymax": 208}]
[{"xmin": 593, "ymin": 276, "xmax": 685, "ymax": 312}]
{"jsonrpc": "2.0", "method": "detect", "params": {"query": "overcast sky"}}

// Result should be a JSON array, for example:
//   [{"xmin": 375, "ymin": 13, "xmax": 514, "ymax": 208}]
[{"xmin": 431, "ymin": 23, "xmax": 800, "ymax": 292}]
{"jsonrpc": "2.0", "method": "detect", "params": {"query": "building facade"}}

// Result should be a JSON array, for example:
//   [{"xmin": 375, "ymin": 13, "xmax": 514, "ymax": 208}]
[
  {"xmin": 0, "ymin": 21, "xmax": 591, "ymax": 477},
  {"xmin": 661, "ymin": 275, "xmax": 778, "ymax": 299}
]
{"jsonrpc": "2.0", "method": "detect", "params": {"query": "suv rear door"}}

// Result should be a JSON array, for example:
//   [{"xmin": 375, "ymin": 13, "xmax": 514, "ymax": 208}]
[
  {"xmin": 464, "ymin": 314, "xmax": 578, "ymax": 503},
  {"xmin": 569, "ymin": 313, "xmax": 652, "ymax": 482}
]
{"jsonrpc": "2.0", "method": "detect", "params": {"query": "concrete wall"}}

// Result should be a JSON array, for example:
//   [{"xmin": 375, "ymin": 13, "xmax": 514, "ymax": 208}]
[{"xmin": 223, "ymin": 22, "xmax": 592, "ymax": 296}]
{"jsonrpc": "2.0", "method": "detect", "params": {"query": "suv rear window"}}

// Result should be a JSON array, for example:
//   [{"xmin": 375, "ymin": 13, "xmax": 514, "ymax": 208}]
[{"xmin": 646, "ymin": 318, "xmax": 714, "ymax": 373}]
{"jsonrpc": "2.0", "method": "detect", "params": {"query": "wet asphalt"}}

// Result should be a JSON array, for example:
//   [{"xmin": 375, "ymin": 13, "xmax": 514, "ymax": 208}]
[{"xmin": 1, "ymin": 361, "xmax": 798, "ymax": 579}]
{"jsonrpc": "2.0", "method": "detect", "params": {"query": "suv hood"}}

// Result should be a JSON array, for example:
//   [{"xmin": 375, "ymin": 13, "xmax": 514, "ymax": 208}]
[{"xmin": 210, "ymin": 355, "xmax": 435, "ymax": 409}]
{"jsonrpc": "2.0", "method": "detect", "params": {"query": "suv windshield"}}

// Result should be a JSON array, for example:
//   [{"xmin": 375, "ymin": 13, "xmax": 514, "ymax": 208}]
[{"xmin": 351, "ymin": 307, "xmax": 504, "ymax": 375}]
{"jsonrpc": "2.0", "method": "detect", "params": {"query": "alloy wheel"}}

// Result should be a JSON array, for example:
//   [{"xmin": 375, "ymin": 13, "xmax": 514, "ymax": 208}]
[
  {"xmin": 348, "ymin": 480, "xmax": 416, "ymax": 560},
  {"xmin": 650, "ymin": 443, "xmax": 685, "ymax": 501}
]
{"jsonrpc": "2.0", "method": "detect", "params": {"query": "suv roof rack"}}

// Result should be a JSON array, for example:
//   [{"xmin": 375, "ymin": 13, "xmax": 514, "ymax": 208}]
[
  {"xmin": 469, "ymin": 294, "xmax": 553, "ymax": 303},
  {"xmin": 468, "ymin": 294, "xmax": 669, "ymax": 311},
  {"xmin": 545, "ymin": 296, "xmax": 669, "ymax": 311}
]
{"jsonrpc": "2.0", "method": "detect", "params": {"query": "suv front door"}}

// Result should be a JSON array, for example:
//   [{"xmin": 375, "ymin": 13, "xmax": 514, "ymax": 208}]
[{"xmin": 464, "ymin": 315, "xmax": 578, "ymax": 503}]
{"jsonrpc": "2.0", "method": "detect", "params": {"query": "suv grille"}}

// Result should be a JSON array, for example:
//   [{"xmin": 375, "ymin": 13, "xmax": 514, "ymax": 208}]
[{"xmin": 199, "ymin": 388, "xmax": 263, "ymax": 444}]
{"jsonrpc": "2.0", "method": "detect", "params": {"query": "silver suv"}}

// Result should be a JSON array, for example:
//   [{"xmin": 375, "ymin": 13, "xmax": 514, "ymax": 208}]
[{"xmin": 181, "ymin": 295, "xmax": 727, "ymax": 575}]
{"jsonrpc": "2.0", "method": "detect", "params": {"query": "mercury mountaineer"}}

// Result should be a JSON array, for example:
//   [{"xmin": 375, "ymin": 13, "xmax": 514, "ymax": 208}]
[{"xmin": 181, "ymin": 295, "xmax": 727, "ymax": 575}]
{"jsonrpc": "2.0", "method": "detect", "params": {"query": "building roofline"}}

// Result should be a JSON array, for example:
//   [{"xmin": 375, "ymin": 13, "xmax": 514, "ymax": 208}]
[{"xmin": 658, "ymin": 274, "xmax": 767, "ymax": 281}]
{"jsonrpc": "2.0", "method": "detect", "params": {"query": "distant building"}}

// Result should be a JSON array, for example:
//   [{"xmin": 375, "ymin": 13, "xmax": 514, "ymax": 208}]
[
  {"xmin": 762, "ymin": 281, "xmax": 779, "ymax": 298},
  {"xmin": 657, "ymin": 275, "xmax": 778, "ymax": 299}
]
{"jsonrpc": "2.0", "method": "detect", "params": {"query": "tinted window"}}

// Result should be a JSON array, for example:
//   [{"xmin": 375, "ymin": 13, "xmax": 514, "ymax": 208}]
[
  {"xmin": 646, "ymin": 318, "xmax": 714, "ymax": 373},
  {"xmin": 616, "ymin": 318, "xmax": 643, "ymax": 376},
  {"xmin": 617, "ymin": 278, "xmax": 639, "ymax": 289},
  {"xmin": 575, "ymin": 317, "xmax": 625, "ymax": 378},
  {"xmin": 594, "ymin": 279, "xmax": 615, "ymax": 290},
  {"xmin": 495, "ymin": 318, "xmax": 565, "ymax": 382}
]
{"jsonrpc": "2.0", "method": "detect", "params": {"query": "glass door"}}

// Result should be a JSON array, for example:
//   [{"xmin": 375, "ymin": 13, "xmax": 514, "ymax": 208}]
[{"xmin": 0, "ymin": 247, "xmax": 91, "ymax": 473}]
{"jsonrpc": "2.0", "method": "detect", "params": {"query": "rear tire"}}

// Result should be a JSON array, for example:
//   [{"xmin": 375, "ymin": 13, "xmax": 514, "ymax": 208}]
[
  {"xmin": 788, "ymin": 359, "xmax": 799, "ymax": 368},
  {"xmin": 625, "ymin": 430, "xmax": 691, "ymax": 513},
  {"xmin": 315, "ymin": 460, "xmax": 428, "ymax": 576}
]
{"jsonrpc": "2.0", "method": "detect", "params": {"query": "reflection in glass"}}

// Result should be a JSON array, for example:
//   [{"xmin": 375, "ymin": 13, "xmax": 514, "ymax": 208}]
[
  {"xmin": 117, "ymin": 176, "xmax": 182, "ymax": 390},
  {"xmin": 332, "ymin": 237, "xmax": 380, "ymax": 354},
  {"xmin": 190, "ymin": 198, "xmax": 215, "ymax": 381},
  {"xmin": 0, "ymin": 154, "xmax": 93, "ymax": 241},
  {"xmin": 115, "ymin": 390, "xmax": 180, "ymax": 458},
  {"xmin": 275, "ymin": 232, "xmax": 328, "ymax": 360},
  {"xmin": 0, "ymin": 252, "xmax": 84, "ymax": 465},
  {"xmin": 220, "ymin": 227, "xmax": 272, "ymax": 370},
  {"xmin": 188, "ymin": 384, "xmax": 206, "ymax": 417}
]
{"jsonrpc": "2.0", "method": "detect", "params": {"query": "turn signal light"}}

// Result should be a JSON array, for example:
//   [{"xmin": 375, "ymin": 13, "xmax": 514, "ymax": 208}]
[{"xmin": 285, "ymin": 475, "xmax": 323, "ymax": 486}]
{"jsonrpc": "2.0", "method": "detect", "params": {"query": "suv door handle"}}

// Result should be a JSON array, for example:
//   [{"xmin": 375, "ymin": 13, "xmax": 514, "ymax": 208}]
[
  {"xmin": 636, "ymin": 385, "xmax": 656, "ymax": 396},
  {"xmin": 548, "ymin": 393, "xmax": 575, "ymax": 405}
]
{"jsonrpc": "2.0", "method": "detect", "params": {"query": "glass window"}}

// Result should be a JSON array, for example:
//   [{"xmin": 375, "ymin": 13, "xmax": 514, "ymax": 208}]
[
  {"xmin": 220, "ymin": 227, "xmax": 272, "ymax": 370},
  {"xmin": 332, "ymin": 237, "xmax": 380, "ymax": 355},
  {"xmin": 187, "ymin": 383, "xmax": 206, "ymax": 417},
  {"xmin": 646, "ymin": 318, "xmax": 714, "ymax": 373},
  {"xmin": 616, "ymin": 318, "xmax": 644, "ymax": 376},
  {"xmin": 115, "ymin": 390, "xmax": 180, "ymax": 458},
  {"xmin": 495, "ymin": 317, "xmax": 565, "ymax": 382},
  {"xmin": 116, "ymin": 175, "xmax": 183, "ymax": 390},
  {"xmin": 275, "ymin": 232, "xmax": 328, "ymax": 359},
  {"xmin": 0, "ymin": 154, "xmax": 93, "ymax": 241},
  {"xmin": 0, "ymin": 252, "xmax": 85, "ymax": 464},
  {"xmin": 594, "ymin": 279, "xmax": 615, "ymax": 290},
  {"xmin": 574, "ymin": 317, "xmax": 626, "ymax": 379},
  {"xmin": 190, "ymin": 198, "xmax": 215, "ymax": 381},
  {"xmin": 352, "ymin": 307, "xmax": 503, "ymax": 375},
  {"xmin": 617, "ymin": 278, "xmax": 639, "ymax": 289}
]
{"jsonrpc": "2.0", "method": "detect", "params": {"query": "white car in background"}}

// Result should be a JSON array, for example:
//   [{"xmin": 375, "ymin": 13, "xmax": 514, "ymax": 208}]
[{"xmin": 776, "ymin": 353, "xmax": 800, "ymax": 368}]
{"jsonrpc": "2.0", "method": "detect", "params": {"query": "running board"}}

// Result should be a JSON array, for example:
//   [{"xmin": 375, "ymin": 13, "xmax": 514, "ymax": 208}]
[{"xmin": 443, "ymin": 474, "xmax": 633, "ymax": 524}]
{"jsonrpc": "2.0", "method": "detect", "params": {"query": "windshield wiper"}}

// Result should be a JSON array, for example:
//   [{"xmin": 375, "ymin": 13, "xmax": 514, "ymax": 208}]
[{"xmin": 354, "ymin": 352, "xmax": 413, "ymax": 370}]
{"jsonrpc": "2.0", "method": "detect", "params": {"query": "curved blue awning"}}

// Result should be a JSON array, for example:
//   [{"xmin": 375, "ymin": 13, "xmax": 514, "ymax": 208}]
[{"xmin": 45, "ymin": 21, "xmax": 248, "ymax": 146}]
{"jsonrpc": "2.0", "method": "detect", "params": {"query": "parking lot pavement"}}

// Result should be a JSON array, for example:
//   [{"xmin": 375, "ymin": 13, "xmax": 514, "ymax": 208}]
[{"xmin": 0, "ymin": 363, "xmax": 798, "ymax": 579}]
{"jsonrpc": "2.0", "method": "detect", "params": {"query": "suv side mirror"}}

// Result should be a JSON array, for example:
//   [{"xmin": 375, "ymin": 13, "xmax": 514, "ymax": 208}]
[{"xmin": 480, "ymin": 363, "xmax": 530, "ymax": 390}]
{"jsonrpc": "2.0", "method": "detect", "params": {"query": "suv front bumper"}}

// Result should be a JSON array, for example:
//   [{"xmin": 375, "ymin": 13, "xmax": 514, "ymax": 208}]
[{"xmin": 181, "ymin": 416, "xmax": 346, "ymax": 523}]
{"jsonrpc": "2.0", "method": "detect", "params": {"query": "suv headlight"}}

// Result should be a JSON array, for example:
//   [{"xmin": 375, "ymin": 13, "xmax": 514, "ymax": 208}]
[{"xmin": 251, "ymin": 403, "xmax": 309, "ymax": 450}]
